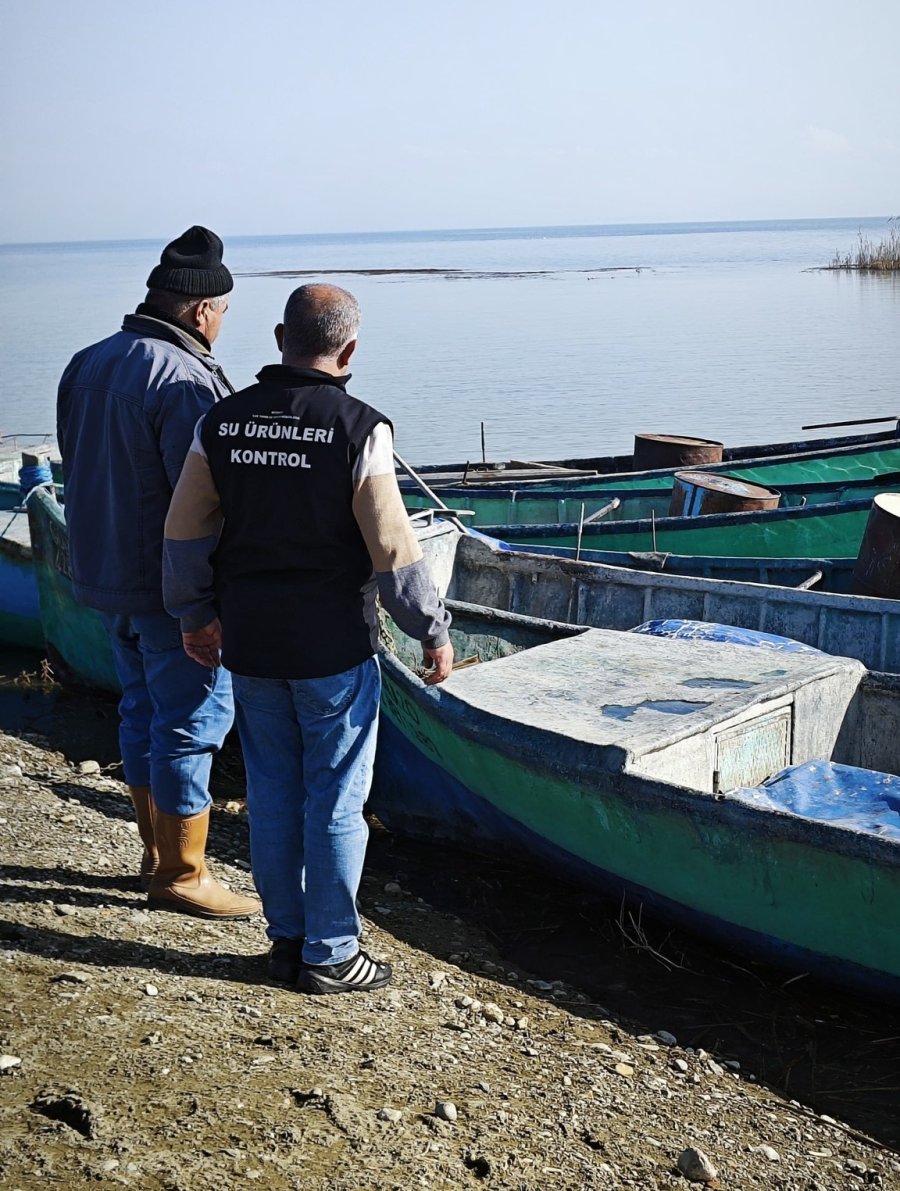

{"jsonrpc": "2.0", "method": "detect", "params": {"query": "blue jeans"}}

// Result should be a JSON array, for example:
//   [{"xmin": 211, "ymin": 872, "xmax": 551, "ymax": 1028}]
[
  {"xmin": 102, "ymin": 611, "xmax": 234, "ymax": 816},
  {"xmin": 232, "ymin": 657, "xmax": 381, "ymax": 966}
]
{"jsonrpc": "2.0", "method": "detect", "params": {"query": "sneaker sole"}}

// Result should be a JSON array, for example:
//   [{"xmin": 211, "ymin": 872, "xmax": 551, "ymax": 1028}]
[{"xmin": 296, "ymin": 969, "xmax": 392, "ymax": 995}]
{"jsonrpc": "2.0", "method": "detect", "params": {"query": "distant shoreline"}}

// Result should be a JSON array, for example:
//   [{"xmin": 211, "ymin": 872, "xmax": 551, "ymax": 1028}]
[{"xmin": 235, "ymin": 266, "xmax": 648, "ymax": 280}]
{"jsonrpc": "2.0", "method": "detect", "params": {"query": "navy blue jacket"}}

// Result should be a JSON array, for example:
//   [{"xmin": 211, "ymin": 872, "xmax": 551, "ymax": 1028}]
[{"xmin": 57, "ymin": 311, "xmax": 234, "ymax": 612}]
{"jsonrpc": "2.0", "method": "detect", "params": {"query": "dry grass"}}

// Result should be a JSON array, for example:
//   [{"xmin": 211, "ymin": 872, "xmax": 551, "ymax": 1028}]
[{"xmin": 827, "ymin": 222, "xmax": 900, "ymax": 271}]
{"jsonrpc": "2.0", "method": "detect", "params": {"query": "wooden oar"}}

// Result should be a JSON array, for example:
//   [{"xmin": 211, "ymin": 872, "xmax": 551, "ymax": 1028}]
[
  {"xmin": 583, "ymin": 497, "xmax": 621, "ymax": 525},
  {"xmin": 393, "ymin": 449, "xmax": 475, "ymax": 536},
  {"xmin": 794, "ymin": 570, "xmax": 824, "ymax": 590}
]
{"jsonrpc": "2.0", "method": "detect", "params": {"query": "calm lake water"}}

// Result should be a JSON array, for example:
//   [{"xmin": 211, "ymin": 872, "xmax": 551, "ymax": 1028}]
[{"xmin": 1, "ymin": 217, "xmax": 897, "ymax": 463}]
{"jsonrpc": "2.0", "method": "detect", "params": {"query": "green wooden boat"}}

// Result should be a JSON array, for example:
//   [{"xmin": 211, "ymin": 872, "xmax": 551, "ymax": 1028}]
[
  {"xmin": 371, "ymin": 522, "xmax": 900, "ymax": 999},
  {"xmin": 26, "ymin": 487, "xmax": 119, "ymax": 692},
  {"xmin": 405, "ymin": 423, "xmax": 900, "ymax": 490},
  {"xmin": 479, "ymin": 495, "xmax": 877, "ymax": 559},
  {"xmin": 402, "ymin": 441, "xmax": 900, "ymax": 525}
]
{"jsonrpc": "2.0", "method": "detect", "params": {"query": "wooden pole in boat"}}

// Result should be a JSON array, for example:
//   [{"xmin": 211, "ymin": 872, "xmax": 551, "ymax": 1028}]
[
  {"xmin": 480, "ymin": 422, "xmax": 486, "ymax": 465},
  {"xmin": 651, "ymin": 509, "xmax": 657, "ymax": 553},
  {"xmin": 801, "ymin": 416, "xmax": 897, "ymax": 430},
  {"xmin": 575, "ymin": 503, "xmax": 585, "ymax": 561},
  {"xmin": 393, "ymin": 449, "xmax": 474, "ymax": 536},
  {"xmin": 583, "ymin": 497, "xmax": 621, "ymax": 525},
  {"xmin": 794, "ymin": 570, "xmax": 824, "ymax": 590}
]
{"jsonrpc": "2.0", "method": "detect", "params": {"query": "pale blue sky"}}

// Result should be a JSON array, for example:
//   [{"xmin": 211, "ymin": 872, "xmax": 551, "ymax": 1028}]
[{"xmin": 2, "ymin": 0, "xmax": 898, "ymax": 243}]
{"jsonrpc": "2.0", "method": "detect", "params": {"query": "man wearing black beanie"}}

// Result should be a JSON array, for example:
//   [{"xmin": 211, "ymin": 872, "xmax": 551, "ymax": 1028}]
[{"xmin": 57, "ymin": 226, "xmax": 259, "ymax": 921}]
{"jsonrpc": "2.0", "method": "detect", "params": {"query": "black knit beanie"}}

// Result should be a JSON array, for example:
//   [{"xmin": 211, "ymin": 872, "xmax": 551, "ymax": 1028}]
[{"xmin": 146, "ymin": 226, "xmax": 234, "ymax": 296}]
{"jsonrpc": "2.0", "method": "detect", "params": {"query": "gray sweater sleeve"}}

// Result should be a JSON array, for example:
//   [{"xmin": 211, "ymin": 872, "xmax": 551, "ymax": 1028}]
[{"xmin": 376, "ymin": 560, "xmax": 451, "ymax": 649}]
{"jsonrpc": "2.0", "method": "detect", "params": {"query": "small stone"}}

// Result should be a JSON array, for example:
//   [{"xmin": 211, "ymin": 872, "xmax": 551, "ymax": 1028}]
[
  {"xmin": 614, "ymin": 1063, "xmax": 634, "ymax": 1077},
  {"xmin": 428, "ymin": 971, "xmax": 448, "ymax": 991},
  {"xmin": 435, "ymin": 1101, "xmax": 457, "ymax": 1122},
  {"xmin": 456, "ymin": 996, "xmax": 473, "ymax": 1010},
  {"xmin": 0, "ymin": 763, "xmax": 23, "ymax": 781},
  {"xmin": 383, "ymin": 881, "xmax": 402, "ymax": 894},
  {"xmin": 526, "ymin": 979, "xmax": 554, "ymax": 992},
  {"xmin": 0, "ymin": 1055, "xmax": 22, "ymax": 1072},
  {"xmin": 378, "ymin": 1107, "xmax": 402, "ymax": 1123},
  {"xmin": 77, "ymin": 760, "xmax": 101, "ymax": 775},
  {"xmin": 677, "ymin": 1147, "xmax": 718, "ymax": 1182},
  {"xmin": 562, "ymin": 1075, "xmax": 572, "ymax": 1087},
  {"xmin": 515, "ymin": 1016, "xmax": 529, "ymax": 1030},
  {"xmin": 143, "ymin": 984, "xmax": 159, "ymax": 997},
  {"xmin": 481, "ymin": 1003, "xmax": 504, "ymax": 1023},
  {"xmin": 756, "ymin": 1145, "xmax": 780, "ymax": 1161},
  {"xmin": 846, "ymin": 1160, "xmax": 867, "ymax": 1176},
  {"xmin": 101, "ymin": 1159, "xmax": 120, "ymax": 1172},
  {"xmin": 54, "ymin": 904, "xmax": 78, "ymax": 917},
  {"xmin": 655, "ymin": 1030, "xmax": 677, "ymax": 1046},
  {"xmin": 673, "ymin": 1058, "xmax": 689, "ymax": 1073},
  {"xmin": 707, "ymin": 1059, "xmax": 724, "ymax": 1076},
  {"xmin": 53, "ymin": 971, "xmax": 89, "ymax": 985}
]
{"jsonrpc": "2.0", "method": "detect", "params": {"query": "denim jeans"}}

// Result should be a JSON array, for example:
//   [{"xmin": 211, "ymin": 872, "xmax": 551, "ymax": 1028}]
[
  {"xmin": 232, "ymin": 656, "xmax": 381, "ymax": 966},
  {"xmin": 102, "ymin": 610, "xmax": 234, "ymax": 816}
]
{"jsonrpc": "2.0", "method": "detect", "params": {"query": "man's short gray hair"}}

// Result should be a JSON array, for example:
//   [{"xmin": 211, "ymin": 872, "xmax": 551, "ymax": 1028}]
[
  {"xmin": 282, "ymin": 284, "xmax": 360, "ymax": 360},
  {"xmin": 146, "ymin": 289, "xmax": 227, "ymax": 318}
]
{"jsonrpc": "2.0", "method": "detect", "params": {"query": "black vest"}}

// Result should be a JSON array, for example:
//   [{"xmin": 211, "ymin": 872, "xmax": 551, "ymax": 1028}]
[{"xmin": 201, "ymin": 365, "xmax": 389, "ymax": 678}]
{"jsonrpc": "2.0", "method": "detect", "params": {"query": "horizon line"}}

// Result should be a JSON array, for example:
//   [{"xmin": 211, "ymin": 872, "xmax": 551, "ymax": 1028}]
[{"xmin": 0, "ymin": 213, "xmax": 891, "ymax": 252}]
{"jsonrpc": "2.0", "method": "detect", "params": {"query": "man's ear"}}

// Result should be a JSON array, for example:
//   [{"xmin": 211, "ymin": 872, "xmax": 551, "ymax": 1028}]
[
  {"xmin": 274, "ymin": 323, "xmax": 284, "ymax": 352},
  {"xmin": 337, "ymin": 338, "xmax": 357, "ymax": 370}
]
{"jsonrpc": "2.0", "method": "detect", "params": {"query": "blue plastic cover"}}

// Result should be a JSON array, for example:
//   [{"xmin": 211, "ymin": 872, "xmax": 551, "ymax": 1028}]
[
  {"xmin": 731, "ymin": 761, "xmax": 900, "ymax": 841},
  {"xmin": 630, "ymin": 618, "xmax": 822, "ymax": 654}
]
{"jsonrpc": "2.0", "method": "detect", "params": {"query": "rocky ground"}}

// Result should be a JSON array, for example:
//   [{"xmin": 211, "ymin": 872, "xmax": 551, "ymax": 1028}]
[{"xmin": 0, "ymin": 722, "xmax": 898, "ymax": 1191}]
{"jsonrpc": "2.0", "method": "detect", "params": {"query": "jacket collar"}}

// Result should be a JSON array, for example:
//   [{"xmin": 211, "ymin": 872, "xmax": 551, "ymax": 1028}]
[
  {"xmin": 124, "ymin": 304, "xmax": 213, "ymax": 354},
  {"xmin": 255, "ymin": 363, "xmax": 351, "ymax": 391}
]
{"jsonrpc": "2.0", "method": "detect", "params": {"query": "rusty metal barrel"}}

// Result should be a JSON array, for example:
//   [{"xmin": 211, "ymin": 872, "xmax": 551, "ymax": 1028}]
[
  {"xmin": 669, "ymin": 471, "xmax": 782, "ymax": 518},
  {"xmin": 852, "ymin": 492, "xmax": 900, "ymax": 598},
  {"xmin": 632, "ymin": 433, "xmax": 724, "ymax": 471}
]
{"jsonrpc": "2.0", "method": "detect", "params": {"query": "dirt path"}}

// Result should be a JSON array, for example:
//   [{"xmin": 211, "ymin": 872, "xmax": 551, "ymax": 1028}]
[{"xmin": 0, "ymin": 728, "xmax": 897, "ymax": 1190}]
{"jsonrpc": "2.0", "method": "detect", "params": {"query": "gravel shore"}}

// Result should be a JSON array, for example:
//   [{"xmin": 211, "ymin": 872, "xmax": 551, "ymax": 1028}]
[{"xmin": 0, "ymin": 727, "xmax": 897, "ymax": 1190}]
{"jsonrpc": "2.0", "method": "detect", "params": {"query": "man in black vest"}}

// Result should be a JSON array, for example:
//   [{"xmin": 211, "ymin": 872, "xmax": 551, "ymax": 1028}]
[{"xmin": 163, "ymin": 284, "xmax": 453, "ymax": 993}]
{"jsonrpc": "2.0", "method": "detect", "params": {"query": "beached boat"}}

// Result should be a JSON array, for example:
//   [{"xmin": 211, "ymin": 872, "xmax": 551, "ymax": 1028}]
[
  {"xmin": 401, "ymin": 438, "xmax": 900, "ymax": 524},
  {"xmin": 371, "ymin": 522, "xmax": 900, "ymax": 998},
  {"xmin": 479, "ymin": 495, "xmax": 878, "ymax": 560},
  {"xmin": 417, "ymin": 520, "xmax": 900, "ymax": 672},
  {"xmin": 26, "ymin": 486, "xmax": 118, "ymax": 691},
  {"xmin": 495, "ymin": 542, "xmax": 860, "ymax": 593},
  {"xmin": 404, "ymin": 423, "xmax": 900, "ymax": 490},
  {"xmin": 0, "ymin": 482, "xmax": 43, "ymax": 650}
]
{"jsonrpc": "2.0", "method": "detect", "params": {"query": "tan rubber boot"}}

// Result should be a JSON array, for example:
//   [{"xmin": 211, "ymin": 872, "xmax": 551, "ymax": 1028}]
[
  {"xmin": 128, "ymin": 785, "xmax": 158, "ymax": 892},
  {"xmin": 147, "ymin": 807, "xmax": 260, "ymax": 919}
]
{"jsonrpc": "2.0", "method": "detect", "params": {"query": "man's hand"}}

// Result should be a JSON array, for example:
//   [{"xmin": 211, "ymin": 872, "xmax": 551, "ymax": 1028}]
[
  {"xmin": 422, "ymin": 642, "xmax": 454, "ymax": 685},
  {"xmin": 182, "ymin": 618, "xmax": 223, "ymax": 668}
]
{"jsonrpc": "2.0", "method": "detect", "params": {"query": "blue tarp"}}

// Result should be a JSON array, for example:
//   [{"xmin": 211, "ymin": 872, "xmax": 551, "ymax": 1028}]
[
  {"xmin": 630, "ymin": 618, "xmax": 822, "ymax": 654},
  {"xmin": 731, "ymin": 761, "xmax": 900, "ymax": 841}
]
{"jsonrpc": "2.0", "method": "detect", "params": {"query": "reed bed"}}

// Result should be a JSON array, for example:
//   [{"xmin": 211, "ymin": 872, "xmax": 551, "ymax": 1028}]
[{"xmin": 828, "ymin": 223, "xmax": 900, "ymax": 271}]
